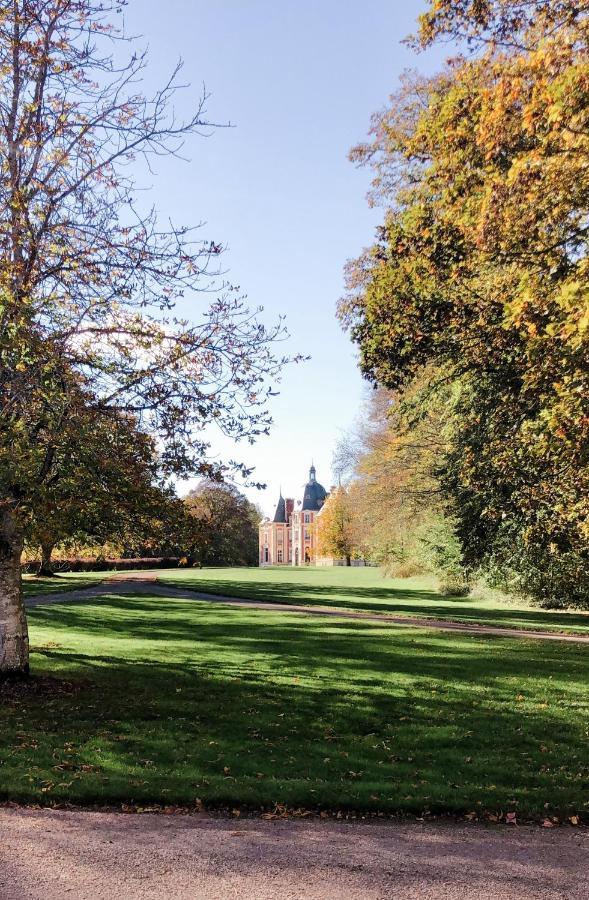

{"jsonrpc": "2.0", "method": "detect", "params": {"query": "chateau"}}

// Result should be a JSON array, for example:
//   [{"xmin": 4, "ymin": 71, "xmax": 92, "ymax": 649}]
[{"xmin": 259, "ymin": 464, "xmax": 328, "ymax": 566}]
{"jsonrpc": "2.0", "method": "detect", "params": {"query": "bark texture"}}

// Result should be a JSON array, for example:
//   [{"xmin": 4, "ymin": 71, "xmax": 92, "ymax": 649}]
[{"xmin": 0, "ymin": 509, "xmax": 29, "ymax": 676}]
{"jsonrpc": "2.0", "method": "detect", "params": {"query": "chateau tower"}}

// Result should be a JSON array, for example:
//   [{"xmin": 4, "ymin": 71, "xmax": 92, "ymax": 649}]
[{"xmin": 259, "ymin": 464, "xmax": 328, "ymax": 566}]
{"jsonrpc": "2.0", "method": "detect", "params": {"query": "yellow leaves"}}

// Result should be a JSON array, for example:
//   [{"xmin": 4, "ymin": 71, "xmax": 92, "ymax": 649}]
[{"xmin": 576, "ymin": 305, "xmax": 589, "ymax": 341}]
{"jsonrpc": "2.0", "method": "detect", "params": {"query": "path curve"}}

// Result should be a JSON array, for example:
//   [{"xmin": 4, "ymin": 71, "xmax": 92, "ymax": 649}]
[
  {"xmin": 1, "ymin": 808, "xmax": 588, "ymax": 900},
  {"xmin": 26, "ymin": 572, "xmax": 589, "ymax": 643}
]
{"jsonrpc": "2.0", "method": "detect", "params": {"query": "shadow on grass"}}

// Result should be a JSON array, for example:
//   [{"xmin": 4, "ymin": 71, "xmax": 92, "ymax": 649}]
[
  {"xmin": 158, "ymin": 575, "xmax": 589, "ymax": 633},
  {"xmin": 2, "ymin": 594, "xmax": 585, "ymax": 817},
  {"xmin": 27, "ymin": 595, "xmax": 589, "ymax": 671},
  {"xmin": 22, "ymin": 575, "xmax": 103, "ymax": 597}
]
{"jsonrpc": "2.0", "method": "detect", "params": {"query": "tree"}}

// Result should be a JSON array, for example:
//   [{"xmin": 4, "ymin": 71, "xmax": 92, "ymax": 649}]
[
  {"xmin": 316, "ymin": 486, "xmax": 355, "ymax": 565},
  {"xmin": 340, "ymin": 0, "xmax": 589, "ymax": 606},
  {"xmin": 333, "ymin": 382, "xmax": 468, "ymax": 586},
  {"xmin": 0, "ymin": 1, "xmax": 290, "ymax": 675},
  {"xmin": 414, "ymin": 0, "xmax": 585, "ymax": 51},
  {"xmin": 184, "ymin": 481, "xmax": 260, "ymax": 567},
  {"xmin": 27, "ymin": 409, "xmax": 173, "ymax": 575}
]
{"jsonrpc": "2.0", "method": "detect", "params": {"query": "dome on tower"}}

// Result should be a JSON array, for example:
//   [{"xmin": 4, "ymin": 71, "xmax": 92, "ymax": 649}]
[{"xmin": 302, "ymin": 464, "xmax": 327, "ymax": 512}]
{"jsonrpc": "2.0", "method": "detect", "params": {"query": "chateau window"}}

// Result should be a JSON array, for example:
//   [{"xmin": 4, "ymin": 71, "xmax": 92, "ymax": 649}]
[
  {"xmin": 277, "ymin": 549, "xmax": 283, "ymax": 563},
  {"xmin": 304, "ymin": 513, "xmax": 310, "ymax": 524},
  {"xmin": 304, "ymin": 529, "xmax": 311, "ymax": 541},
  {"xmin": 278, "ymin": 531, "xmax": 283, "ymax": 543}
]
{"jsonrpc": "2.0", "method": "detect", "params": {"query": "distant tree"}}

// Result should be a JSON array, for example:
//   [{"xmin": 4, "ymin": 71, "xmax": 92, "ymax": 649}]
[
  {"xmin": 184, "ymin": 482, "xmax": 260, "ymax": 567},
  {"xmin": 27, "ymin": 410, "xmax": 174, "ymax": 575},
  {"xmin": 337, "ymin": 382, "xmax": 467, "ymax": 584},
  {"xmin": 316, "ymin": 486, "xmax": 355, "ymax": 566},
  {"xmin": 0, "ymin": 0, "xmax": 290, "ymax": 676},
  {"xmin": 331, "ymin": 430, "xmax": 361, "ymax": 486}
]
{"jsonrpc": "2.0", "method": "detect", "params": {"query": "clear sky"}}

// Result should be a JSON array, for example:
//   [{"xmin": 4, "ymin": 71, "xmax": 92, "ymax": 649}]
[{"xmin": 122, "ymin": 0, "xmax": 448, "ymax": 516}]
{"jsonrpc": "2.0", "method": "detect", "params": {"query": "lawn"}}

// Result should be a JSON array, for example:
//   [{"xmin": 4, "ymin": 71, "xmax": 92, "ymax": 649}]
[
  {"xmin": 1, "ymin": 587, "xmax": 588, "ymax": 820},
  {"xmin": 22, "ymin": 572, "xmax": 107, "ymax": 597},
  {"xmin": 159, "ymin": 566, "xmax": 589, "ymax": 634}
]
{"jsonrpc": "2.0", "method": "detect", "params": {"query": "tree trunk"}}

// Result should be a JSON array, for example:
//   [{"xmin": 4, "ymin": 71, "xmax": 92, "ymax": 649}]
[
  {"xmin": 0, "ymin": 509, "xmax": 29, "ymax": 677},
  {"xmin": 37, "ymin": 542, "xmax": 56, "ymax": 577},
  {"xmin": 346, "ymin": 555, "xmax": 351, "ymax": 567}
]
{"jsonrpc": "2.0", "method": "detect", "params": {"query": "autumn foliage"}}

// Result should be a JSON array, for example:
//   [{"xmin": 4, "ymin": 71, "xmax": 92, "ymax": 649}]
[
  {"xmin": 316, "ymin": 486, "xmax": 356, "ymax": 564},
  {"xmin": 341, "ymin": 0, "xmax": 589, "ymax": 606}
]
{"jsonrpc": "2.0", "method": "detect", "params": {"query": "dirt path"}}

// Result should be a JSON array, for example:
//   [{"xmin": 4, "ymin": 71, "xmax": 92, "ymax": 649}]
[
  {"xmin": 0, "ymin": 808, "xmax": 587, "ymax": 900},
  {"xmin": 25, "ymin": 572, "xmax": 589, "ymax": 643}
]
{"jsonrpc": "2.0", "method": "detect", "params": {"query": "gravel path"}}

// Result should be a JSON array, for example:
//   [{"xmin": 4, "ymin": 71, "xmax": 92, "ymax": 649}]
[
  {"xmin": 25, "ymin": 574, "xmax": 589, "ymax": 643},
  {"xmin": 0, "ymin": 809, "xmax": 586, "ymax": 900}
]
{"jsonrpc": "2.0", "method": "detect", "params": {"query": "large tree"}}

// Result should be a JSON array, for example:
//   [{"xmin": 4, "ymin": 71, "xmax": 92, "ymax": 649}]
[
  {"xmin": 184, "ymin": 481, "xmax": 260, "ymax": 567},
  {"xmin": 0, "ymin": 1, "xmax": 289, "ymax": 675},
  {"xmin": 27, "ymin": 408, "xmax": 174, "ymax": 575},
  {"xmin": 340, "ymin": 0, "xmax": 589, "ymax": 606}
]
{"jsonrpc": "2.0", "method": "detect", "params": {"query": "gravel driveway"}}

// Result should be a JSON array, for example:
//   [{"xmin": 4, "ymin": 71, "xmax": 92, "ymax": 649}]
[{"xmin": 0, "ymin": 809, "xmax": 587, "ymax": 900}]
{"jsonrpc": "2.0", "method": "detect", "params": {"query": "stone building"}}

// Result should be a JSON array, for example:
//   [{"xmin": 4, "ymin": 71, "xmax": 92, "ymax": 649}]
[{"xmin": 259, "ymin": 464, "xmax": 328, "ymax": 566}]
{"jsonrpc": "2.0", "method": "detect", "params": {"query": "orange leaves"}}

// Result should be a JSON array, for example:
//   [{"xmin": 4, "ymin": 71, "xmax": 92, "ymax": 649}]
[{"xmin": 343, "ymin": 0, "xmax": 589, "ymax": 608}]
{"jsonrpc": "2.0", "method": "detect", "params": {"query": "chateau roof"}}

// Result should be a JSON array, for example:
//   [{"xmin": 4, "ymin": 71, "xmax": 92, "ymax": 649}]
[
  {"xmin": 273, "ymin": 493, "xmax": 287, "ymax": 523},
  {"xmin": 302, "ymin": 464, "xmax": 327, "ymax": 512}
]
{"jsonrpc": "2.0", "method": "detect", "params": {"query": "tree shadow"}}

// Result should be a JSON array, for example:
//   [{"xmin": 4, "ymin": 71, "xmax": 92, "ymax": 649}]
[
  {"xmin": 22, "ymin": 574, "xmax": 102, "ymax": 597},
  {"xmin": 160, "ymin": 573, "xmax": 589, "ymax": 632},
  {"xmin": 8, "ymin": 594, "xmax": 586, "ymax": 816}
]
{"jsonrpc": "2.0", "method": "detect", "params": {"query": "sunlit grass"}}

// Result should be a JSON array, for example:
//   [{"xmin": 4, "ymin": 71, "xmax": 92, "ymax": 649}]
[{"xmin": 159, "ymin": 566, "xmax": 589, "ymax": 634}]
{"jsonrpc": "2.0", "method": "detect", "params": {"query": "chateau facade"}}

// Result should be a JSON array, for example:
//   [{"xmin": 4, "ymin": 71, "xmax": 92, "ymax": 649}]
[{"xmin": 259, "ymin": 464, "xmax": 328, "ymax": 566}]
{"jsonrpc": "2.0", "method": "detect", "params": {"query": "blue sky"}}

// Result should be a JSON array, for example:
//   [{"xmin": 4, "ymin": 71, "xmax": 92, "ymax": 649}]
[{"xmin": 123, "ymin": 0, "xmax": 448, "ymax": 516}]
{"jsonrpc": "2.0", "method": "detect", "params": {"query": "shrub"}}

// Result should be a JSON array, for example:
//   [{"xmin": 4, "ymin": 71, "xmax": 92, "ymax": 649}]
[
  {"xmin": 438, "ymin": 572, "xmax": 471, "ymax": 597},
  {"xmin": 22, "ymin": 557, "xmax": 183, "ymax": 574}
]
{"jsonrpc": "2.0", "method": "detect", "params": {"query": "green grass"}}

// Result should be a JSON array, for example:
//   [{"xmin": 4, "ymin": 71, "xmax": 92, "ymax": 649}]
[
  {"xmin": 1, "ymin": 588, "xmax": 588, "ymax": 819},
  {"xmin": 159, "ymin": 566, "xmax": 589, "ymax": 634},
  {"xmin": 22, "ymin": 572, "xmax": 107, "ymax": 597}
]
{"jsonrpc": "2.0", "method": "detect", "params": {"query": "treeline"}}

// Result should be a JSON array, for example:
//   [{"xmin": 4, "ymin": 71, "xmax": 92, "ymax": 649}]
[
  {"xmin": 331, "ymin": 384, "xmax": 477, "ymax": 595},
  {"xmin": 26, "ymin": 472, "xmax": 261, "ymax": 574},
  {"xmin": 339, "ymin": 0, "xmax": 589, "ymax": 609}
]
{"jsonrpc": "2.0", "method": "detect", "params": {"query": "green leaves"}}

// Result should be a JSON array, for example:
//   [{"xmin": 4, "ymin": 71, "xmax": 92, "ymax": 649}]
[{"xmin": 341, "ymin": 1, "xmax": 589, "ymax": 608}]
